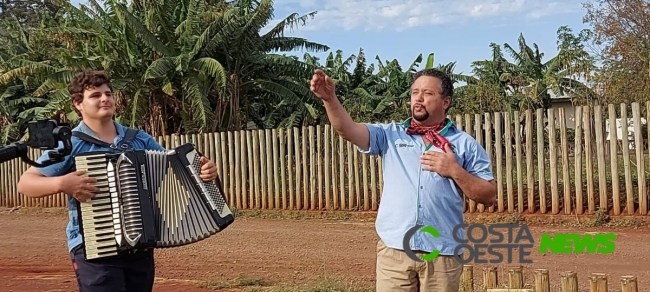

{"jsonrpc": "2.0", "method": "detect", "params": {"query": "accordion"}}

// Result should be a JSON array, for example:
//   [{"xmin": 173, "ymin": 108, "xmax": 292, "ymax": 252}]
[{"xmin": 73, "ymin": 143, "xmax": 235, "ymax": 260}]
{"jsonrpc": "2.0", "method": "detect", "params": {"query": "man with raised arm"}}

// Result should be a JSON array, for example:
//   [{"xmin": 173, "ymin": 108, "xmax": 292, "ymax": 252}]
[{"xmin": 310, "ymin": 68, "xmax": 497, "ymax": 291}]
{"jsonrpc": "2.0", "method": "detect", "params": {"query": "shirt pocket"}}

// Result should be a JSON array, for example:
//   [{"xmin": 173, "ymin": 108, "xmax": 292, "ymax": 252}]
[{"xmin": 391, "ymin": 141, "xmax": 426, "ymax": 173}]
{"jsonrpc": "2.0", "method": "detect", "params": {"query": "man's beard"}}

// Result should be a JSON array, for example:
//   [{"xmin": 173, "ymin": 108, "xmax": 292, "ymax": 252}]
[{"xmin": 413, "ymin": 109, "xmax": 429, "ymax": 122}]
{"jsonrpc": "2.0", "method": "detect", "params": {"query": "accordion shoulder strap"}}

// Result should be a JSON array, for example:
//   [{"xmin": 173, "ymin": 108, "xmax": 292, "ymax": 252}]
[
  {"xmin": 120, "ymin": 128, "xmax": 139, "ymax": 150},
  {"xmin": 72, "ymin": 131, "xmax": 112, "ymax": 148},
  {"xmin": 72, "ymin": 128, "xmax": 140, "ymax": 151}
]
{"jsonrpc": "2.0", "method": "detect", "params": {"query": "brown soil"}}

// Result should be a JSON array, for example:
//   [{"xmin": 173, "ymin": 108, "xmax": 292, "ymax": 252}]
[{"xmin": 0, "ymin": 207, "xmax": 649, "ymax": 291}]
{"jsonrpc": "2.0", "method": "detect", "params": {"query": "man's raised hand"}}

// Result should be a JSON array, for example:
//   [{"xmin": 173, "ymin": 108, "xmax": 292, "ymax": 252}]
[{"xmin": 310, "ymin": 69, "xmax": 336, "ymax": 102}]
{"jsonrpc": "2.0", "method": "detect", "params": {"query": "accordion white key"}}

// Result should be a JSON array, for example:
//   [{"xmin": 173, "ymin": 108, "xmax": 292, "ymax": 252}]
[{"xmin": 73, "ymin": 143, "xmax": 235, "ymax": 260}]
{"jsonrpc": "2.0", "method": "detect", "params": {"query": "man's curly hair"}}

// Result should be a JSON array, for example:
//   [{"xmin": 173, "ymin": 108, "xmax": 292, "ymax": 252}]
[{"xmin": 68, "ymin": 70, "xmax": 113, "ymax": 118}]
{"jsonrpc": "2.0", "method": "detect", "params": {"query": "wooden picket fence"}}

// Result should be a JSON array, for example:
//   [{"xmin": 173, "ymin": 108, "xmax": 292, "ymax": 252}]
[
  {"xmin": 2, "ymin": 101, "xmax": 650, "ymax": 215},
  {"xmin": 459, "ymin": 265, "xmax": 640, "ymax": 292}
]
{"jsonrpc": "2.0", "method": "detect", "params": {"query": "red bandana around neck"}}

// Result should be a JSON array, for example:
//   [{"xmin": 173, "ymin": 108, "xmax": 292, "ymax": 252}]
[{"xmin": 405, "ymin": 118, "xmax": 453, "ymax": 152}]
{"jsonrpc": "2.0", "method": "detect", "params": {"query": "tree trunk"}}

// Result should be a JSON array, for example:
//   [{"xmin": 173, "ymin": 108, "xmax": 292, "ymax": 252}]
[
  {"xmin": 151, "ymin": 103, "xmax": 163, "ymax": 138},
  {"xmin": 229, "ymin": 73, "xmax": 240, "ymax": 131}
]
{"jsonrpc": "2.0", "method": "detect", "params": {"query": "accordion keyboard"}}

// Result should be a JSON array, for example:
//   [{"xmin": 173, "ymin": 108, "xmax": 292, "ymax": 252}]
[
  {"xmin": 74, "ymin": 153, "xmax": 121, "ymax": 260},
  {"xmin": 186, "ymin": 150, "xmax": 232, "ymax": 220}
]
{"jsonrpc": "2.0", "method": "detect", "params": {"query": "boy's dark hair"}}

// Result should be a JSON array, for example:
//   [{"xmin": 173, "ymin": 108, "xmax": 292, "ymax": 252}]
[
  {"xmin": 68, "ymin": 70, "xmax": 113, "ymax": 118},
  {"xmin": 413, "ymin": 68, "xmax": 454, "ymax": 113}
]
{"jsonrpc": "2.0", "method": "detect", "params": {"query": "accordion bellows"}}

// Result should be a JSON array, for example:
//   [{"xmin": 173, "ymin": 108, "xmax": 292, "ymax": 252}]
[{"xmin": 73, "ymin": 143, "xmax": 235, "ymax": 260}]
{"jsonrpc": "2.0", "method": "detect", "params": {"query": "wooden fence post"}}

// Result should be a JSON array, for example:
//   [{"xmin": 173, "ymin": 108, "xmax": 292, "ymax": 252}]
[
  {"xmin": 561, "ymin": 271, "xmax": 578, "ymax": 292},
  {"xmin": 460, "ymin": 265, "xmax": 473, "ymax": 292},
  {"xmin": 509, "ymin": 266, "xmax": 523, "ymax": 288},
  {"xmin": 483, "ymin": 266, "xmax": 498, "ymax": 289},
  {"xmin": 534, "ymin": 269, "xmax": 550, "ymax": 292},
  {"xmin": 589, "ymin": 273, "xmax": 608, "ymax": 292},
  {"xmin": 621, "ymin": 275, "xmax": 638, "ymax": 292}
]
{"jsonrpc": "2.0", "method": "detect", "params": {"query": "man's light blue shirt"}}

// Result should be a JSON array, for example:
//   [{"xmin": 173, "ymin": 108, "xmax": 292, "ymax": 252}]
[
  {"xmin": 34, "ymin": 121, "xmax": 165, "ymax": 252},
  {"xmin": 359, "ymin": 119, "xmax": 494, "ymax": 255}
]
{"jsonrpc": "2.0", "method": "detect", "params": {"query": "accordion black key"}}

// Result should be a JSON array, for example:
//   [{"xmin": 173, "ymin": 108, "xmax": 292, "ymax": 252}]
[{"xmin": 73, "ymin": 143, "xmax": 235, "ymax": 260}]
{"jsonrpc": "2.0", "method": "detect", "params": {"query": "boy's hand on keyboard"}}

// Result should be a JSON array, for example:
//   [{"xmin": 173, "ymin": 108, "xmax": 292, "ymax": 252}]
[
  {"xmin": 199, "ymin": 156, "xmax": 218, "ymax": 182},
  {"xmin": 59, "ymin": 170, "xmax": 99, "ymax": 202}
]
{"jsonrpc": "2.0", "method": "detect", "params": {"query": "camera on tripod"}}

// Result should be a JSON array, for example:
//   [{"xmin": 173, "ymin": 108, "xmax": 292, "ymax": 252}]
[{"xmin": 0, "ymin": 119, "xmax": 73, "ymax": 167}]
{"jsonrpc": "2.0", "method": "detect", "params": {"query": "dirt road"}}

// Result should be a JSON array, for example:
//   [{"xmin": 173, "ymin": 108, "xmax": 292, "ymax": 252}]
[{"xmin": 1, "ymin": 208, "xmax": 648, "ymax": 291}]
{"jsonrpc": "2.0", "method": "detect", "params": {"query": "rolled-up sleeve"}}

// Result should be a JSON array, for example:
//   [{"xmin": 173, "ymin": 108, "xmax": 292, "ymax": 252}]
[
  {"xmin": 463, "ymin": 140, "xmax": 494, "ymax": 181},
  {"xmin": 357, "ymin": 123, "xmax": 388, "ymax": 156}
]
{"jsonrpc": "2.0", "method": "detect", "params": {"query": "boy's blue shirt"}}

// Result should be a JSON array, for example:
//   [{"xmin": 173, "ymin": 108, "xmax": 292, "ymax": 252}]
[{"xmin": 34, "ymin": 121, "xmax": 165, "ymax": 252}]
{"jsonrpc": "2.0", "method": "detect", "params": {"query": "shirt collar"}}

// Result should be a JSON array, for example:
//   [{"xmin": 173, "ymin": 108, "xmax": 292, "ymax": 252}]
[
  {"xmin": 75, "ymin": 120, "xmax": 124, "ymax": 138},
  {"xmin": 401, "ymin": 117, "xmax": 458, "ymax": 132}
]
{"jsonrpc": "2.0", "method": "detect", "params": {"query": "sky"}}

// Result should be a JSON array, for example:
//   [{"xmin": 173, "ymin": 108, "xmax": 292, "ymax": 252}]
[
  {"xmin": 70, "ymin": 0, "xmax": 592, "ymax": 76},
  {"xmin": 266, "ymin": 0, "xmax": 592, "ymax": 75}
]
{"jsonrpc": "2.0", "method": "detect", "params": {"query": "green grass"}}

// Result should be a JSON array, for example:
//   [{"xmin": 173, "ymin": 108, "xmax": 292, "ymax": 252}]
[
  {"xmin": 464, "ymin": 207, "xmax": 649, "ymax": 228},
  {"xmin": 229, "ymin": 206, "xmax": 649, "ymax": 228},
  {"xmin": 199, "ymin": 275, "xmax": 373, "ymax": 292},
  {"xmin": 230, "ymin": 208, "xmax": 358, "ymax": 221},
  {"xmin": 198, "ymin": 276, "xmax": 271, "ymax": 290}
]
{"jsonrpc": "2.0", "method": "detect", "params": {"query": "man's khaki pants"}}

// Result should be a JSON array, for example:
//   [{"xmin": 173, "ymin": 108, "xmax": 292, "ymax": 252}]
[{"xmin": 375, "ymin": 240, "xmax": 462, "ymax": 292}]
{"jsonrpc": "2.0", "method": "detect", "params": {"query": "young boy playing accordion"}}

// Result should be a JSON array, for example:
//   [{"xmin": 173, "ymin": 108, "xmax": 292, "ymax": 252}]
[{"xmin": 17, "ymin": 70, "xmax": 220, "ymax": 292}]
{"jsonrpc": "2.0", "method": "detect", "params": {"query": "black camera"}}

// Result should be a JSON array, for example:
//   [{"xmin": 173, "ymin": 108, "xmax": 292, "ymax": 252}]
[{"xmin": 0, "ymin": 119, "xmax": 73, "ymax": 167}]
